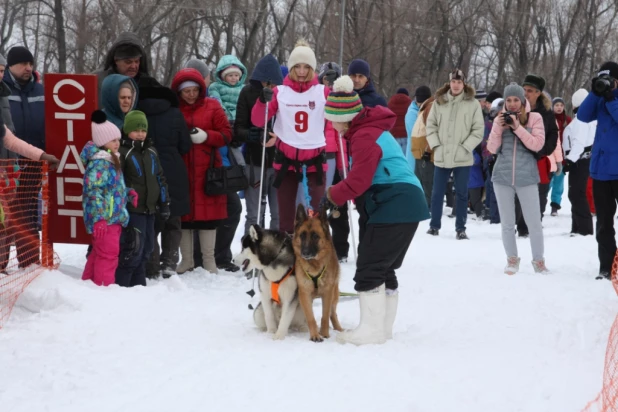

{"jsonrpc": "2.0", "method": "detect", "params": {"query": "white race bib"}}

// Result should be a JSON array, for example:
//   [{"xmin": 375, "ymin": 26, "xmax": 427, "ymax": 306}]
[{"xmin": 273, "ymin": 84, "xmax": 326, "ymax": 150}]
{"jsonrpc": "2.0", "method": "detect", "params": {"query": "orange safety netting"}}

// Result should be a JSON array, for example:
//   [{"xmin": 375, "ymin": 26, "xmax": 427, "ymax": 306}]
[
  {"xmin": 0, "ymin": 160, "xmax": 59, "ymax": 329},
  {"xmin": 584, "ymin": 251, "xmax": 618, "ymax": 411}
]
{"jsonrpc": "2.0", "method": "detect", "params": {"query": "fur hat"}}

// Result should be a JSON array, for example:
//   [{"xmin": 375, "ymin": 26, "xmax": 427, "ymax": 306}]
[
  {"xmin": 522, "ymin": 74, "xmax": 546, "ymax": 92},
  {"xmin": 347, "ymin": 59, "xmax": 370, "ymax": 78},
  {"xmin": 221, "ymin": 65, "xmax": 242, "ymax": 79},
  {"xmin": 91, "ymin": 110, "xmax": 121, "ymax": 148},
  {"xmin": 449, "ymin": 68, "xmax": 466, "ymax": 83},
  {"xmin": 287, "ymin": 40, "xmax": 317, "ymax": 71},
  {"xmin": 324, "ymin": 76, "xmax": 363, "ymax": 123},
  {"xmin": 503, "ymin": 82, "xmax": 526, "ymax": 105},
  {"xmin": 572, "ymin": 89, "xmax": 588, "ymax": 108},
  {"xmin": 184, "ymin": 59, "xmax": 210, "ymax": 79}
]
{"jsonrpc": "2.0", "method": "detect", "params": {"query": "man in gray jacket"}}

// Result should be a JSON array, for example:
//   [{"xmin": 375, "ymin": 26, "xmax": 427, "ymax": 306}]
[{"xmin": 425, "ymin": 69, "xmax": 485, "ymax": 239}]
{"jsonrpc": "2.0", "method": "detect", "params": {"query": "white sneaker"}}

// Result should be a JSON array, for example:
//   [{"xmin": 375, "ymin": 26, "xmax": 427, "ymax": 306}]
[
  {"xmin": 384, "ymin": 290, "xmax": 398, "ymax": 339},
  {"xmin": 504, "ymin": 256, "xmax": 520, "ymax": 275},
  {"xmin": 532, "ymin": 259, "xmax": 550, "ymax": 274},
  {"xmin": 336, "ymin": 284, "xmax": 387, "ymax": 345}
]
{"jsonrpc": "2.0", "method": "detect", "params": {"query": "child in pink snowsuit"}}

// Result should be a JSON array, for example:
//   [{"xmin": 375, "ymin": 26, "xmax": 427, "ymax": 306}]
[{"xmin": 80, "ymin": 111, "xmax": 135, "ymax": 286}]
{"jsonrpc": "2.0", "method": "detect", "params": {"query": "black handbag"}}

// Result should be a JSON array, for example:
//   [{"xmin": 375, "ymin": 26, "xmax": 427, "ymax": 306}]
[{"xmin": 204, "ymin": 133, "xmax": 249, "ymax": 196}]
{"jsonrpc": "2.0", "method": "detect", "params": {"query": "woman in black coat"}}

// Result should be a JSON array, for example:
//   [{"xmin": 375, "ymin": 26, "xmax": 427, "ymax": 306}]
[{"xmin": 137, "ymin": 76, "xmax": 192, "ymax": 278}]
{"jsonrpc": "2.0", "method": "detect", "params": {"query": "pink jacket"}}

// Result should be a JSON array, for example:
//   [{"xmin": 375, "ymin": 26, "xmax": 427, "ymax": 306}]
[
  {"xmin": 4, "ymin": 127, "xmax": 44, "ymax": 160},
  {"xmin": 251, "ymin": 75, "xmax": 330, "ymax": 172},
  {"xmin": 487, "ymin": 103, "xmax": 545, "ymax": 154},
  {"xmin": 549, "ymin": 135, "xmax": 563, "ymax": 172}
]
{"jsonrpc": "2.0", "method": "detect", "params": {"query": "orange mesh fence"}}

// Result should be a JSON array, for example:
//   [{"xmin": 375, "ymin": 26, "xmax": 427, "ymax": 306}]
[
  {"xmin": 0, "ymin": 160, "xmax": 59, "ymax": 329},
  {"xmin": 584, "ymin": 251, "xmax": 618, "ymax": 411}
]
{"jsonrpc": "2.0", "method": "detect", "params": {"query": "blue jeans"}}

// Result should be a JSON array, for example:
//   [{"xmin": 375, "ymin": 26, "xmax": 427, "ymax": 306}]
[
  {"xmin": 430, "ymin": 166, "xmax": 471, "ymax": 232},
  {"xmin": 550, "ymin": 172, "xmax": 565, "ymax": 207}
]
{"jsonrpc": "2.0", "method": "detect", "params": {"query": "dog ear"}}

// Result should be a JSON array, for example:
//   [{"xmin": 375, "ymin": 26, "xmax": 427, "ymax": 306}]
[
  {"xmin": 295, "ymin": 203, "xmax": 308, "ymax": 225},
  {"xmin": 319, "ymin": 203, "xmax": 331, "ymax": 239},
  {"xmin": 249, "ymin": 224, "xmax": 262, "ymax": 241}
]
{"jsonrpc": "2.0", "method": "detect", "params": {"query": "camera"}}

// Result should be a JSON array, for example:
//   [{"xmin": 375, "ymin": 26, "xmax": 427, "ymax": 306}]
[
  {"xmin": 502, "ymin": 111, "xmax": 517, "ymax": 125},
  {"xmin": 593, "ymin": 74, "xmax": 615, "ymax": 95}
]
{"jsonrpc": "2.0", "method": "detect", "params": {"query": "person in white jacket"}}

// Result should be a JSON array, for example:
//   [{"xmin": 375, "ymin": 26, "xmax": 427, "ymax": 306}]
[{"xmin": 563, "ymin": 88, "xmax": 596, "ymax": 236}]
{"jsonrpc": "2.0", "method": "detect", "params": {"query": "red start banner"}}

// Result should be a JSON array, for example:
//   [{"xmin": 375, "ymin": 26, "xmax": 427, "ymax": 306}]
[{"xmin": 45, "ymin": 74, "xmax": 98, "ymax": 245}]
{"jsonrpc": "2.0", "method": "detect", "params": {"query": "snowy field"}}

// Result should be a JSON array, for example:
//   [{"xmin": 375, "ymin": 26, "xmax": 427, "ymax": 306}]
[{"xmin": 1, "ymin": 193, "xmax": 616, "ymax": 412}]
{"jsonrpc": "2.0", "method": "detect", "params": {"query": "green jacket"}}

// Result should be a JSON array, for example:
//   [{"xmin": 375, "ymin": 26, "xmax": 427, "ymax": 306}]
[
  {"xmin": 425, "ymin": 84, "xmax": 485, "ymax": 168},
  {"xmin": 208, "ymin": 55, "xmax": 247, "ymax": 121},
  {"xmin": 119, "ymin": 138, "xmax": 169, "ymax": 214}
]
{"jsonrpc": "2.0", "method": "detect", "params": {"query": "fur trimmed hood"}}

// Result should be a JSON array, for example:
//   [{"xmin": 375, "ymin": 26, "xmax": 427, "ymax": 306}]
[
  {"xmin": 435, "ymin": 83, "xmax": 476, "ymax": 105},
  {"xmin": 536, "ymin": 92, "xmax": 552, "ymax": 112}
]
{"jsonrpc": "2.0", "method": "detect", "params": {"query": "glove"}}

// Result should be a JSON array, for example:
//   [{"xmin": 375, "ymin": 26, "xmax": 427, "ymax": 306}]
[
  {"xmin": 564, "ymin": 159, "xmax": 576, "ymax": 173},
  {"xmin": 128, "ymin": 189, "xmax": 139, "ymax": 208},
  {"xmin": 323, "ymin": 70, "xmax": 339, "ymax": 86},
  {"xmin": 318, "ymin": 191, "xmax": 336, "ymax": 212},
  {"xmin": 92, "ymin": 220, "xmax": 108, "ymax": 240},
  {"xmin": 422, "ymin": 151, "xmax": 431, "ymax": 161},
  {"xmin": 159, "ymin": 203, "xmax": 171, "ymax": 221},
  {"xmin": 555, "ymin": 162, "xmax": 563, "ymax": 176},
  {"xmin": 190, "ymin": 127, "xmax": 208, "ymax": 144},
  {"xmin": 260, "ymin": 87, "xmax": 274, "ymax": 103}
]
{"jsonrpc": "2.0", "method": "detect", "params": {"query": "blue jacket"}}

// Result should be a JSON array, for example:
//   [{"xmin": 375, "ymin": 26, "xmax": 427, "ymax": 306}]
[
  {"xmin": 4, "ymin": 71, "xmax": 45, "ymax": 150},
  {"xmin": 578, "ymin": 90, "xmax": 618, "ymax": 180},
  {"xmin": 404, "ymin": 100, "xmax": 420, "ymax": 171},
  {"xmin": 468, "ymin": 151, "xmax": 485, "ymax": 189},
  {"xmin": 356, "ymin": 81, "xmax": 387, "ymax": 108}
]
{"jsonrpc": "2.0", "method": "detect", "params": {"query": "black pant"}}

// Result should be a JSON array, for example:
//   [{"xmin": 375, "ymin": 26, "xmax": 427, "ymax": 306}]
[
  {"xmin": 355, "ymin": 192, "xmax": 368, "ymax": 254},
  {"xmin": 116, "ymin": 214, "xmax": 155, "ymax": 287},
  {"xmin": 147, "ymin": 215, "xmax": 182, "ymax": 276},
  {"xmin": 469, "ymin": 187, "xmax": 484, "ymax": 217},
  {"xmin": 14, "ymin": 161, "xmax": 42, "ymax": 267},
  {"xmin": 569, "ymin": 158, "xmax": 593, "ymax": 236},
  {"xmin": 593, "ymin": 179, "xmax": 618, "ymax": 274},
  {"xmin": 354, "ymin": 222, "xmax": 418, "ymax": 292},
  {"xmin": 329, "ymin": 170, "xmax": 350, "ymax": 259},
  {"xmin": 516, "ymin": 182, "xmax": 550, "ymax": 235},
  {"xmin": 212, "ymin": 192, "xmax": 242, "ymax": 266}
]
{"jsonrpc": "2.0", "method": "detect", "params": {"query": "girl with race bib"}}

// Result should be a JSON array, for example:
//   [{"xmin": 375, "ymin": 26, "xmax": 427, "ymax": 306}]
[{"xmin": 251, "ymin": 40, "xmax": 331, "ymax": 234}]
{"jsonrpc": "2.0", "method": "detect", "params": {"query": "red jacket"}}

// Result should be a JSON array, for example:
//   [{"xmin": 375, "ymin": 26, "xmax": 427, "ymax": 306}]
[
  {"xmin": 171, "ymin": 68, "xmax": 230, "ymax": 223},
  {"xmin": 387, "ymin": 93, "xmax": 412, "ymax": 138}
]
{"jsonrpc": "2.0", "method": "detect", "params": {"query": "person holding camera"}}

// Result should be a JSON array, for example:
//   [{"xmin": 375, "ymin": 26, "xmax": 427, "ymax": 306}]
[
  {"xmin": 577, "ymin": 61, "xmax": 618, "ymax": 280},
  {"xmin": 487, "ymin": 83, "xmax": 547, "ymax": 275}
]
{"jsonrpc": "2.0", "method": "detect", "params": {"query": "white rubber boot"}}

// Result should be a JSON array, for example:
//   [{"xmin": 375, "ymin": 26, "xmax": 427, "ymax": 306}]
[
  {"xmin": 199, "ymin": 229, "xmax": 218, "ymax": 274},
  {"xmin": 384, "ymin": 289, "xmax": 399, "ymax": 340},
  {"xmin": 176, "ymin": 229, "xmax": 194, "ymax": 274},
  {"xmin": 336, "ymin": 284, "xmax": 387, "ymax": 345}
]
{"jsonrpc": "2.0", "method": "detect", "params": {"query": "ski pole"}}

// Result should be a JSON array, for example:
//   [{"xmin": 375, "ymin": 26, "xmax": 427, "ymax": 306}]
[
  {"xmin": 337, "ymin": 131, "xmax": 357, "ymax": 261},
  {"xmin": 250, "ymin": 81, "xmax": 271, "ymax": 286}
]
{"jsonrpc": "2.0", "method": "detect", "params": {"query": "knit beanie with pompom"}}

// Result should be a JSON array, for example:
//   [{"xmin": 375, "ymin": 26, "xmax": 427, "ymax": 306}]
[
  {"xmin": 324, "ymin": 75, "xmax": 363, "ymax": 122},
  {"xmin": 287, "ymin": 39, "xmax": 317, "ymax": 71},
  {"xmin": 91, "ymin": 110, "xmax": 121, "ymax": 147}
]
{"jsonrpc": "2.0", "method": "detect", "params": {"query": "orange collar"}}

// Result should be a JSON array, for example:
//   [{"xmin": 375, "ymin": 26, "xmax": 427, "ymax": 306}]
[{"xmin": 271, "ymin": 266, "xmax": 295, "ymax": 305}]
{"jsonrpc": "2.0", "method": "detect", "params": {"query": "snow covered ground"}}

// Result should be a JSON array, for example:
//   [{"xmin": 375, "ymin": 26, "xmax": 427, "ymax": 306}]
[{"xmin": 1, "ymin": 196, "xmax": 616, "ymax": 412}]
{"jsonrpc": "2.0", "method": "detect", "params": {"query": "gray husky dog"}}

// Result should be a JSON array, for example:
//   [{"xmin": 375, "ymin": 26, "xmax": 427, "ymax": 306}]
[{"xmin": 233, "ymin": 225, "xmax": 307, "ymax": 340}]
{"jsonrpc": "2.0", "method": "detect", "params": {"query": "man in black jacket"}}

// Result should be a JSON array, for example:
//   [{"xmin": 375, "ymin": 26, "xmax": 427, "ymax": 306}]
[
  {"xmin": 138, "ymin": 76, "xmax": 192, "ymax": 278},
  {"xmin": 516, "ymin": 74, "xmax": 559, "ymax": 237},
  {"xmin": 234, "ymin": 54, "xmax": 283, "ymax": 234}
]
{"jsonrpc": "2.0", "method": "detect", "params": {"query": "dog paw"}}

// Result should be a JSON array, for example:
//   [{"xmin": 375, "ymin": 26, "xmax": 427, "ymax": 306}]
[
  {"xmin": 273, "ymin": 333, "xmax": 286, "ymax": 341},
  {"xmin": 319, "ymin": 328, "xmax": 330, "ymax": 339},
  {"xmin": 310, "ymin": 334, "xmax": 324, "ymax": 343},
  {"xmin": 267, "ymin": 327, "xmax": 277, "ymax": 334}
]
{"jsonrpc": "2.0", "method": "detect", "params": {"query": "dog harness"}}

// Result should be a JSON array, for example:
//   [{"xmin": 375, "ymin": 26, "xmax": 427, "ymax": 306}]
[
  {"xmin": 302, "ymin": 264, "xmax": 327, "ymax": 290},
  {"xmin": 271, "ymin": 266, "xmax": 295, "ymax": 306}
]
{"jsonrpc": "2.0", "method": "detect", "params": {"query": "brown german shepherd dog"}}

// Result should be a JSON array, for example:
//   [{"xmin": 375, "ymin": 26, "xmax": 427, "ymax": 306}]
[{"xmin": 293, "ymin": 203, "xmax": 343, "ymax": 342}]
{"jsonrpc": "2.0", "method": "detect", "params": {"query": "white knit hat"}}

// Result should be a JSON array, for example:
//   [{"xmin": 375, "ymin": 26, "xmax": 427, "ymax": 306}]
[
  {"xmin": 91, "ymin": 110, "xmax": 121, "ymax": 147},
  {"xmin": 287, "ymin": 39, "xmax": 317, "ymax": 71},
  {"xmin": 572, "ymin": 88, "xmax": 588, "ymax": 109},
  {"xmin": 178, "ymin": 80, "xmax": 200, "ymax": 91},
  {"xmin": 221, "ymin": 65, "xmax": 242, "ymax": 79}
]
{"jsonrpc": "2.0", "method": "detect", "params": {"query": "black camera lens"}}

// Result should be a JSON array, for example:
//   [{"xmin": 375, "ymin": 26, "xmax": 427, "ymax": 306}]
[
  {"xmin": 503, "ymin": 112, "xmax": 514, "ymax": 125},
  {"xmin": 594, "ymin": 77, "xmax": 612, "ymax": 95}
]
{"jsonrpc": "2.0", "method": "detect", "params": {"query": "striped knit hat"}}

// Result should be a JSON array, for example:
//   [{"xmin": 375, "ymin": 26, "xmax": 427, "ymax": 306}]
[{"xmin": 324, "ymin": 76, "xmax": 363, "ymax": 122}]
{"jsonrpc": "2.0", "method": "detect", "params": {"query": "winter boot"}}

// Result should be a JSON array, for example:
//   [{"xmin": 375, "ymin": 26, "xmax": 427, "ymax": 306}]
[
  {"xmin": 456, "ymin": 230, "xmax": 469, "ymax": 240},
  {"xmin": 427, "ymin": 228, "xmax": 439, "ymax": 236},
  {"xmin": 199, "ymin": 230, "xmax": 218, "ymax": 274},
  {"xmin": 336, "ymin": 284, "xmax": 387, "ymax": 346},
  {"xmin": 384, "ymin": 289, "xmax": 398, "ymax": 340},
  {"xmin": 504, "ymin": 256, "xmax": 521, "ymax": 275},
  {"xmin": 532, "ymin": 259, "xmax": 550, "ymax": 274},
  {"xmin": 176, "ymin": 230, "xmax": 194, "ymax": 274}
]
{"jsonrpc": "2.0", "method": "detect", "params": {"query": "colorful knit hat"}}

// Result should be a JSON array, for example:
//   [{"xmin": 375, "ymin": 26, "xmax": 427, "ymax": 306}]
[
  {"xmin": 324, "ymin": 76, "xmax": 363, "ymax": 122},
  {"xmin": 91, "ymin": 110, "xmax": 121, "ymax": 147}
]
